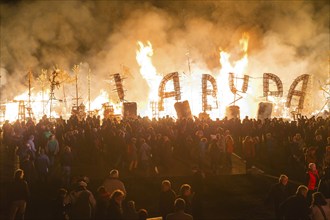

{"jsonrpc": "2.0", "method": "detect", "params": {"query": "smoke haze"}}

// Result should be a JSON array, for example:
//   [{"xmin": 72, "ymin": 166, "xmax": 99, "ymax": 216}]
[{"xmin": 0, "ymin": 0, "xmax": 329, "ymax": 116}]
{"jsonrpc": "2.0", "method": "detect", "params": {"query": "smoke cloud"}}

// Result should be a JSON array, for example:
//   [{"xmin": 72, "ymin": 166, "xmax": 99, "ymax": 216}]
[{"xmin": 0, "ymin": 0, "xmax": 329, "ymax": 116}]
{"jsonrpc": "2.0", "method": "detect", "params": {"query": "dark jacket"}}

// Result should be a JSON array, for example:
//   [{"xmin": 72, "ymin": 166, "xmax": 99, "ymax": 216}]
[
  {"xmin": 280, "ymin": 194, "xmax": 311, "ymax": 220},
  {"xmin": 160, "ymin": 189, "xmax": 176, "ymax": 219},
  {"xmin": 267, "ymin": 183, "xmax": 292, "ymax": 211},
  {"xmin": 166, "ymin": 211, "xmax": 193, "ymax": 220},
  {"xmin": 10, "ymin": 179, "xmax": 30, "ymax": 202},
  {"xmin": 107, "ymin": 199, "xmax": 123, "ymax": 220}
]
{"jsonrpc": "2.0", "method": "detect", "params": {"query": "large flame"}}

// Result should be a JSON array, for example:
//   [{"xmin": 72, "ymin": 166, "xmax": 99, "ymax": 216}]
[
  {"xmin": 136, "ymin": 41, "xmax": 162, "ymax": 101},
  {"xmin": 217, "ymin": 33, "xmax": 251, "ymax": 118},
  {"xmin": 136, "ymin": 41, "xmax": 162, "ymax": 116}
]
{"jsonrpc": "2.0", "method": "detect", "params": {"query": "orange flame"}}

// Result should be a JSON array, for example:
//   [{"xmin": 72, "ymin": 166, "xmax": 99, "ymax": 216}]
[{"xmin": 217, "ymin": 33, "xmax": 250, "ymax": 118}]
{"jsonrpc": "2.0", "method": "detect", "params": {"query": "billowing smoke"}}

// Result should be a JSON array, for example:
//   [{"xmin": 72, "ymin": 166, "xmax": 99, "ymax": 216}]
[{"xmin": 0, "ymin": 1, "xmax": 329, "ymax": 116}]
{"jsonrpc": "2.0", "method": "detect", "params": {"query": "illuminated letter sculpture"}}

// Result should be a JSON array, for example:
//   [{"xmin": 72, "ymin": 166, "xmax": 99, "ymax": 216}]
[
  {"xmin": 202, "ymin": 74, "xmax": 218, "ymax": 112},
  {"xmin": 263, "ymin": 73, "xmax": 283, "ymax": 97},
  {"xmin": 158, "ymin": 72, "xmax": 181, "ymax": 111},
  {"xmin": 228, "ymin": 72, "xmax": 250, "ymax": 95},
  {"xmin": 114, "ymin": 73, "xmax": 125, "ymax": 102},
  {"xmin": 286, "ymin": 74, "xmax": 310, "ymax": 109}
]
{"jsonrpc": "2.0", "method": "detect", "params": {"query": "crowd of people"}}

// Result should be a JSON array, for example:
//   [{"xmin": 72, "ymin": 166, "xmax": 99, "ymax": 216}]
[{"xmin": 1, "ymin": 113, "xmax": 330, "ymax": 219}]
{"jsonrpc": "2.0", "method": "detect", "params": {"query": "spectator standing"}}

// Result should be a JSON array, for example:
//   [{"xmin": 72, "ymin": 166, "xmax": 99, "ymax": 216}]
[
  {"xmin": 107, "ymin": 190, "xmax": 125, "ymax": 220},
  {"xmin": 65, "ymin": 181, "xmax": 96, "ymax": 220},
  {"xmin": 123, "ymin": 200, "xmax": 138, "ymax": 220},
  {"xmin": 53, "ymin": 188, "xmax": 70, "ymax": 220},
  {"xmin": 198, "ymin": 138, "xmax": 208, "ymax": 169},
  {"xmin": 280, "ymin": 185, "xmax": 311, "ymax": 220},
  {"xmin": 8, "ymin": 169, "xmax": 30, "ymax": 220},
  {"xmin": 310, "ymin": 192, "xmax": 330, "ymax": 220},
  {"xmin": 266, "ymin": 175, "xmax": 292, "ymax": 220},
  {"xmin": 177, "ymin": 184, "xmax": 194, "ymax": 215},
  {"xmin": 61, "ymin": 146, "xmax": 73, "ymax": 188},
  {"xmin": 209, "ymin": 138, "xmax": 220, "ymax": 174},
  {"xmin": 127, "ymin": 137, "xmax": 138, "ymax": 172},
  {"xmin": 20, "ymin": 154, "xmax": 36, "ymax": 186},
  {"xmin": 137, "ymin": 209, "xmax": 148, "ymax": 220},
  {"xmin": 159, "ymin": 180, "xmax": 176, "ymax": 220},
  {"xmin": 307, "ymin": 163, "xmax": 320, "ymax": 204},
  {"xmin": 102, "ymin": 169, "xmax": 127, "ymax": 196},
  {"xmin": 138, "ymin": 138, "xmax": 151, "ymax": 176},
  {"xmin": 46, "ymin": 134, "xmax": 59, "ymax": 169},
  {"xmin": 224, "ymin": 130, "xmax": 234, "ymax": 169},
  {"xmin": 166, "ymin": 198, "xmax": 193, "ymax": 220},
  {"xmin": 95, "ymin": 186, "xmax": 110, "ymax": 220},
  {"xmin": 242, "ymin": 136, "xmax": 256, "ymax": 171},
  {"xmin": 35, "ymin": 148, "xmax": 50, "ymax": 183}
]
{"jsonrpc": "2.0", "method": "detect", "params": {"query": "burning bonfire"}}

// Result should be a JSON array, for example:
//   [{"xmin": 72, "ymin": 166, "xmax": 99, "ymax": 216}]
[{"xmin": 0, "ymin": 33, "xmax": 324, "ymax": 124}]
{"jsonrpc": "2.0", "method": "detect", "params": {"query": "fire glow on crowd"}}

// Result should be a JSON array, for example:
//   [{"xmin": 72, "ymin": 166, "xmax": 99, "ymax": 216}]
[{"xmin": 0, "ymin": 1, "xmax": 329, "ymax": 123}]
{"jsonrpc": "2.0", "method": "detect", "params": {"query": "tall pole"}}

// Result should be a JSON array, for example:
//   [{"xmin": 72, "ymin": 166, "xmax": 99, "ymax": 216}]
[
  {"xmin": 88, "ymin": 69, "xmax": 91, "ymax": 112},
  {"xmin": 28, "ymin": 70, "xmax": 32, "ymax": 108},
  {"xmin": 39, "ymin": 69, "xmax": 48, "ymax": 115},
  {"xmin": 73, "ymin": 65, "xmax": 80, "ymax": 107}
]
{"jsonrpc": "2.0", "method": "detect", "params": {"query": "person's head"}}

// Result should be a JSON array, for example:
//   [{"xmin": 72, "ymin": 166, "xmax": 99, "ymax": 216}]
[
  {"xmin": 50, "ymin": 134, "xmax": 56, "ymax": 140},
  {"xmin": 174, "ymin": 198, "xmax": 186, "ymax": 212},
  {"xmin": 311, "ymin": 192, "xmax": 327, "ymax": 206},
  {"xmin": 78, "ymin": 181, "xmax": 87, "ymax": 189},
  {"xmin": 40, "ymin": 148, "xmax": 46, "ymax": 155},
  {"xmin": 163, "ymin": 136, "xmax": 169, "ymax": 142},
  {"xmin": 244, "ymin": 136, "xmax": 252, "ymax": 142},
  {"xmin": 97, "ymin": 186, "xmax": 107, "ymax": 195},
  {"xmin": 110, "ymin": 169, "xmax": 119, "ymax": 178},
  {"xmin": 266, "ymin": 133, "xmax": 272, "ymax": 139},
  {"xmin": 308, "ymin": 163, "xmax": 317, "ymax": 171},
  {"xmin": 110, "ymin": 190, "xmax": 125, "ymax": 205},
  {"xmin": 180, "ymin": 184, "xmax": 191, "ymax": 197},
  {"xmin": 279, "ymin": 174, "xmax": 289, "ymax": 186},
  {"xmin": 64, "ymin": 146, "xmax": 71, "ymax": 153},
  {"xmin": 127, "ymin": 200, "xmax": 136, "ymax": 211},
  {"xmin": 295, "ymin": 133, "xmax": 302, "ymax": 140},
  {"xmin": 296, "ymin": 185, "xmax": 308, "ymax": 198},
  {"xmin": 138, "ymin": 209, "xmax": 148, "ymax": 220},
  {"xmin": 14, "ymin": 169, "xmax": 24, "ymax": 180},
  {"xmin": 161, "ymin": 180, "xmax": 171, "ymax": 192},
  {"xmin": 29, "ymin": 135, "xmax": 34, "ymax": 140}
]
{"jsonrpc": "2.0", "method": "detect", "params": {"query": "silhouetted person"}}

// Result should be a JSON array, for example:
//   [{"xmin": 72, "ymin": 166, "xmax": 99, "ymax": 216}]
[
  {"xmin": 137, "ymin": 209, "xmax": 148, "ymax": 220},
  {"xmin": 65, "ymin": 181, "xmax": 96, "ymax": 220},
  {"xmin": 9, "ymin": 169, "xmax": 30, "ymax": 220},
  {"xmin": 280, "ymin": 185, "xmax": 311, "ymax": 220},
  {"xmin": 177, "ymin": 184, "xmax": 194, "ymax": 215},
  {"xmin": 53, "ymin": 188, "xmax": 70, "ymax": 220},
  {"xmin": 102, "ymin": 169, "xmax": 127, "ymax": 196},
  {"xmin": 310, "ymin": 192, "xmax": 330, "ymax": 220},
  {"xmin": 166, "ymin": 198, "xmax": 193, "ymax": 220},
  {"xmin": 95, "ymin": 186, "xmax": 110, "ymax": 220},
  {"xmin": 107, "ymin": 190, "xmax": 125, "ymax": 220},
  {"xmin": 35, "ymin": 148, "xmax": 50, "ymax": 183},
  {"xmin": 266, "ymin": 175, "xmax": 292, "ymax": 219},
  {"xmin": 123, "ymin": 200, "xmax": 138, "ymax": 220},
  {"xmin": 159, "ymin": 180, "xmax": 176, "ymax": 220}
]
